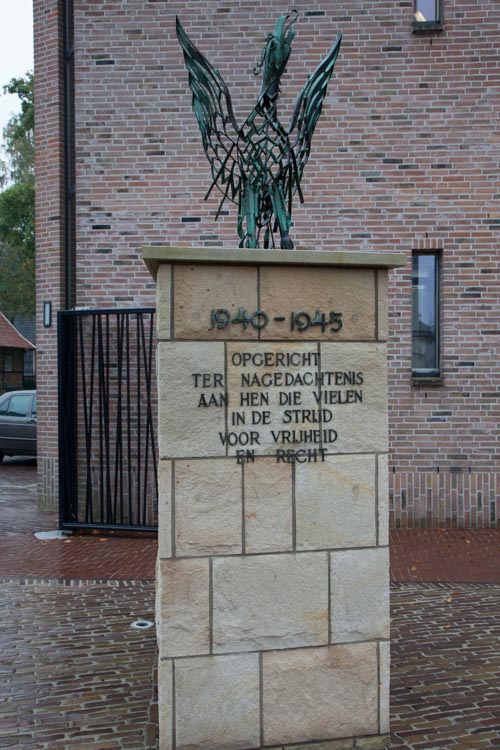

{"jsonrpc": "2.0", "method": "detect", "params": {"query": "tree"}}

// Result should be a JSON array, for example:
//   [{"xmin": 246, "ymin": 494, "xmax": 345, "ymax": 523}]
[{"xmin": 0, "ymin": 73, "xmax": 35, "ymax": 320}]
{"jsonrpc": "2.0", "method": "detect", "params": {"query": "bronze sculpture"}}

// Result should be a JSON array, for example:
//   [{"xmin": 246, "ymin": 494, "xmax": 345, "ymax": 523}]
[{"xmin": 176, "ymin": 11, "xmax": 342, "ymax": 249}]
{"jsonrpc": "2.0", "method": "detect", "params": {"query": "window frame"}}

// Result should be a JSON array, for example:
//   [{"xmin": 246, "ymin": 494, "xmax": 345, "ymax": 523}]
[
  {"xmin": 412, "ymin": 0, "xmax": 443, "ymax": 32},
  {"xmin": 411, "ymin": 250, "xmax": 441, "ymax": 383}
]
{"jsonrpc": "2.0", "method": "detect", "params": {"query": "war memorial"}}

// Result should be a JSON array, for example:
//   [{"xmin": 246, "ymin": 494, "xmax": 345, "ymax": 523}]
[{"xmin": 146, "ymin": 13, "xmax": 405, "ymax": 750}]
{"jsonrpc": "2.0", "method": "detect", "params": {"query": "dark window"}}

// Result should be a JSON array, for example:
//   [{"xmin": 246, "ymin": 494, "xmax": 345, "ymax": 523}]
[
  {"xmin": 412, "ymin": 252, "xmax": 440, "ymax": 377},
  {"xmin": 24, "ymin": 350, "xmax": 35, "ymax": 376}
]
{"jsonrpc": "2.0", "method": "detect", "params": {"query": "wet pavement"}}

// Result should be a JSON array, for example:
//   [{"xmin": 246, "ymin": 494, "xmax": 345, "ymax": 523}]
[{"xmin": 1, "ymin": 458, "xmax": 499, "ymax": 749}]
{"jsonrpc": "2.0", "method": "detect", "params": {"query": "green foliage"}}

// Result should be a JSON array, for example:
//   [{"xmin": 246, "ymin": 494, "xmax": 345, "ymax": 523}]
[{"xmin": 0, "ymin": 73, "xmax": 35, "ymax": 320}]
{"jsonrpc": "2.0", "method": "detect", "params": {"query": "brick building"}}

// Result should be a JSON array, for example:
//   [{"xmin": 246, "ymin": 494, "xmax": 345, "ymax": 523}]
[{"xmin": 34, "ymin": 0, "xmax": 499, "ymax": 526}]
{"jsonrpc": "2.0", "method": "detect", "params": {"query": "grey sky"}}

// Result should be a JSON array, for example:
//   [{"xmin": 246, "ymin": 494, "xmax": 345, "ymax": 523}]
[{"xmin": 0, "ymin": 0, "xmax": 34, "ymax": 136}]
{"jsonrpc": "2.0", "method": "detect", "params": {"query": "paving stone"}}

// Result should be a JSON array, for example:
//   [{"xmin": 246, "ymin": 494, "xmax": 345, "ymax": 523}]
[
  {"xmin": 390, "ymin": 528, "xmax": 500, "ymax": 584},
  {"xmin": 0, "ymin": 578, "xmax": 156, "ymax": 750},
  {"xmin": 390, "ymin": 581, "xmax": 500, "ymax": 750}
]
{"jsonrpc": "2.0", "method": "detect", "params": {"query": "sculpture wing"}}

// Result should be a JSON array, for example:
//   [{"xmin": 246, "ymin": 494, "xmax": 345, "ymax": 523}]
[
  {"xmin": 288, "ymin": 33, "xmax": 342, "ymax": 192},
  {"xmin": 176, "ymin": 17, "xmax": 243, "ymax": 207}
]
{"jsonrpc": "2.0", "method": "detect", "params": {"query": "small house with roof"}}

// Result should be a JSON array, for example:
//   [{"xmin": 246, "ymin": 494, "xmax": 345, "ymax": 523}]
[{"xmin": 0, "ymin": 312, "xmax": 35, "ymax": 394}]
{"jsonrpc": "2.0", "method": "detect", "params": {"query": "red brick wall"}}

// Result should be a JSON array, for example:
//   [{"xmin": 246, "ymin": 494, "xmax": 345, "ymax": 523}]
[{"xmin": 35, "ymin": 0, "xmax": 499, "ymax": 524}]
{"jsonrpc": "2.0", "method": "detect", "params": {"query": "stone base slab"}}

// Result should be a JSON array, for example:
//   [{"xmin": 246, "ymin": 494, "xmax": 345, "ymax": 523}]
[{"xmin": 282, "ymin": 738, "xmax": 391, "ymax": 750}]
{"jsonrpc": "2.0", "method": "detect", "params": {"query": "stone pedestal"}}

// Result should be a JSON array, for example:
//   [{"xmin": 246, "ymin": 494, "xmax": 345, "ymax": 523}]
[{"xmin": 144, "ymin": 246, "xmax": 405, "ymax": 750}]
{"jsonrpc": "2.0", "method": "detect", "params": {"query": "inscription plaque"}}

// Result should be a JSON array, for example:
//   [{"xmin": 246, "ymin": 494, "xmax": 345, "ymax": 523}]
[{"xmin": 186, "ymin": 341, "xmax": 386, "ymax": 463}]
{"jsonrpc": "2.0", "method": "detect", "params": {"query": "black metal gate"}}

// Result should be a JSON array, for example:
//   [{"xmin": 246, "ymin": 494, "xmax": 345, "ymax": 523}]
[{"xmin": 58, "ymin": 308, "xmax": 158, "ymax": 532}]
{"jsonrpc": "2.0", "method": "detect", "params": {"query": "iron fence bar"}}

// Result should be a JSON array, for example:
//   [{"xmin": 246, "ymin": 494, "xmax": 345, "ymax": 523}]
[
  {"xmin": 139, "ymin": 311, "xmax": 158, "ymax": 526},
  {"xmin": 113, "ymin": 312, "xmax": 124, "ymax": 525},
  {"xmin": 97, "ymin": 315, "xmax": 105, "ymax": 524},
  {"xmin": 136, "ymin": 314, "xmax": 141, "ymax": 524},
  {"xmin": 139, "ymin": 313, "xmax": 148, "ymax": 526},
  {"xmin": 126, "ymin": 313, "xmax": 133, "ymax": 522},
  {"xmin": 105, "ymin": 313, "xmax": 112, "ymax": 524},
  {"xmin": 79, "ymin": 313, "xmax": 95, "ymax": 524},
  {"xmin": 146, "ymin": 311, "xmax": 158, "ymax": 523}
]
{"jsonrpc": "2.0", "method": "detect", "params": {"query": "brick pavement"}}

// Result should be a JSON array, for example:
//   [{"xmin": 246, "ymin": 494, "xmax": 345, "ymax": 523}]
[
  {"xmin": 1, "ymin": 459, "xmax": 499, "ymax": 584},
  {"xmin": 1, "ymin": 459, "xmax": 499, "ymax": 749},
  {"xmin": 390, "ymin": 529, "xmax": 500, "ymax": 584},
  {"xmin": 0, "ymin": 577, "xmax": 156, "ymax": 750},
  {"xmin": 0, "ymin": 459, "xmax": 157, "ymax": 580},
  {"xmin": 0, "ymin": 458, "xmax": 52, "ymax": 536},
  {"xmin": 390, "ymin": 582, "xmax": 500, "ymax": 750}
]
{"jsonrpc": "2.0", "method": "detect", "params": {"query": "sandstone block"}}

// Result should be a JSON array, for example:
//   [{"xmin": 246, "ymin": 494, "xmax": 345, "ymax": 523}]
[
  {"xmin": 175, "ymin": 459, "xmax": 242, "ymax": 556},
  {"xmin": 213, "ymin": 552, "xmax": 328, "ymax": 653},
  {"xmin": 156, "ymin": 263, "xmax": 171, "ymax": 340},
  {"xmin": 259, "ymin": 266, "xmax": 375, "ymax": 340},
  {"xmin": 377, "ymin": 453, "xmax": 389, "ymax": 546},
  {"xmin": 157, "ymin": 558, "xmax": 209, "ymax": 657},
  {"xmin": 296, "ymin": 455, "xmax": 376, "ymax": 550},
  {"xmin": 330, "ymin": 548, "xmax": 390, "ymax": 643},
  {"xmin": 354, "ymin": 736, "xmax": 391, "ymax": 749},
  {"xmin": 175, "ymin": 653, "xmax": 260, "ymax": 750},
  {"xmin": 158, "ymin": 660, "xmax": 173, "ymax": 750},
  {"xmin": 284, "ymin": 740, "xmax": 354, "ymax": 750},
  {"xmin": 379, "ymin": 641, "xmax": 390, "ymax": 734},
  {"xmin": 157, "ymin": 342, "xmax": 225, "ymax": 458},
  {"xmin": 262, "ymin": 643, "xmax": 378, "ymax": 745},
  {"xmin": 377, "ymin": 270, "xmax": 388, "ymax": 341},
  {"xmin": 244, "ymin": 458, "xmax": 293, "ymax": 553},
  {"xmin": 319, "ymin": 343, "xmax": 388, "ymax": 454},
  {"xmin": 158, "ymin": 460, "xmax": 172, "ymax": 559},
  {"xmin": 173, "ymin": 264, "xmax": 258, "ymax": 340}
]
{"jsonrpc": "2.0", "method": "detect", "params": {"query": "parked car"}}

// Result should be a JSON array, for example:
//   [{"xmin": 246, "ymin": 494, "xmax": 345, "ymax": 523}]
[{"xmin": 0, "ymin": 390, "xmax": 37, "ymax": 461}]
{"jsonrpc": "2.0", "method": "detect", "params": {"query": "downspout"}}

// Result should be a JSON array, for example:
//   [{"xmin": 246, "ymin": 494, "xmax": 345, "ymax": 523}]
[{"xmin": 63, "ymin": 0, "xmax": 75, "ymax": 309}]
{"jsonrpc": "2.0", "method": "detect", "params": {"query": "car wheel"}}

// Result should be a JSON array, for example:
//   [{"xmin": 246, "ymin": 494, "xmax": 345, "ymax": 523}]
[{"xmin": 0, "ymin": 450, "xmax": 4, "ymax": 463}]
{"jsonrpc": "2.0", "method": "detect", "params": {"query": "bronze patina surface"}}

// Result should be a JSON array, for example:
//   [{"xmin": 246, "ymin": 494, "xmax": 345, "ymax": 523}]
[{"xmin": 176, "ymin": 12, "xmax": 342, "ymax": 250}]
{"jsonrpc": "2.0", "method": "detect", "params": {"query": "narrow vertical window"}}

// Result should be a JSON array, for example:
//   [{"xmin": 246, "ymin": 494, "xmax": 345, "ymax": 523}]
[{"xmin": 412, "ymin": 252, "xmax": 440, "ymax": 377}]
